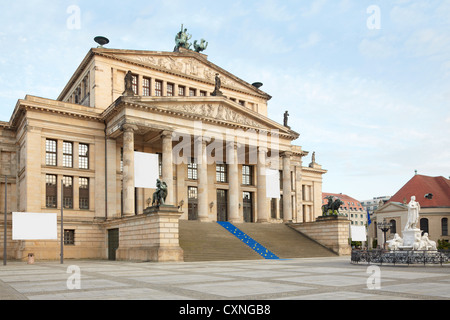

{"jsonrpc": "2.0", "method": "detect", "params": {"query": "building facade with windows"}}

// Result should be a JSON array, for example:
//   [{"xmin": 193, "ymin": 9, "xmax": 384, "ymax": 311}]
[{"xmin": 0, "ymin": 45, "xmax": 326, "ymax": 261}]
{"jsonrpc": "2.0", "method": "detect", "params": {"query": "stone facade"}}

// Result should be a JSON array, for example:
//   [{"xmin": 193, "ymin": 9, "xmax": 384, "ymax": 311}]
[{"xmin": 0, "ymin": 46, "xmax": 326, "ymax": 261}]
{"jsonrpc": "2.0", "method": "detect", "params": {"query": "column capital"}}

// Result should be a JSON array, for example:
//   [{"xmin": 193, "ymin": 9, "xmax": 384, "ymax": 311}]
[
  {"xmin": 122, "ymin": 123, "xmax": 138, "ymax": 132},
  {"xmin": 194, "ymin": 135, "xmax": 209, "ymax": 145},
  {"xmin": 281, "ymin": 151, "xmax": 293, "ymax": 158},
  {"xmin": 160, "ymin": 130, "xmax": 174, "ymax": 140},
  {"xmin": 258, "ymin": 146, "xmax": 268, "ymax": 153}
]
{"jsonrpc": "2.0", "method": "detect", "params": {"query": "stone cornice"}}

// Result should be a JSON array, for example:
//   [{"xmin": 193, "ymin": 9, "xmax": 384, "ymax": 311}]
[{"xmin": 10, "ymin": 95, "xmax": 102, "ymax": 128}]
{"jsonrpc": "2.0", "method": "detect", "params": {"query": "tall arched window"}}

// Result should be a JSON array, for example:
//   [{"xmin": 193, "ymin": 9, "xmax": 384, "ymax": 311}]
[
  {"xmin": 442, "ymin": 218, "xmax": 448, "ymax": 236},
  {"xmin": 420, "ymin": 218, "xmax": 429, "ymax": 235},
  {"xmin": 390, "ymin": 219, "xmax": 397, "ymax": 234}
]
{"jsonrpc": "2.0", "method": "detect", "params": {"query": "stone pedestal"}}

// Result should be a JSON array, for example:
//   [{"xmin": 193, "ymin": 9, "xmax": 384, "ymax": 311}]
[
  {"xmin": 289, "ymin": 216, "xmax": 351, "ymax": 255},
  {"xmin": 402, "ymin": 229, "xmax": 421, "ymax": 248},
  {"xmin": 114, "ymin": 205, "xmax": 184, "ymax": 262}
]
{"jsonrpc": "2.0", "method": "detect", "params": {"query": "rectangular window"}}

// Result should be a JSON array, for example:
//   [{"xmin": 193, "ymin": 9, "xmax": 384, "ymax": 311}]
[
  {"xmin": 143, "ymin": 77, "xmax": 150, "ymax": 96},
  {"xmin": 63, "ymin": 141, "xmax": 73, "ymax": 168},
  {"xmin": 178, "ymin": 85, "xmax": 185, "ymax": 96},
  {"xmin": 189, "ymin": 88, "xmax": 196, "ymax": 96},
  {"xmin": 79, "ymin": 143, "xmax": 89, "ymax": 169},
  {"xmin": 79, "ymin": 177, "xmax": 89, "ymax": 210},
  {"xmin": 132, "ymin": 75, "xmax": 138, "ymax": 95},
  {"xmin": 242, "ymin": 165, "xmax": 253, "ymax": 185},
  {"xmin": 45, "ymin": 139, "xmax": 57, "ymax": 166},
  {"xmin": 188, "ymin": 186, "xmax": 198, "ymax": 199},
  {"xmin": 63, "ymin": 176, "xmax": 73, "ymax": 209},
  {"xmin": 155, "ymin": 80, "xmax": 162, "ymax": 96},
  {"xmin": 167, "ymin": 83, "xmax": 174, "ymax": 96},
  {"xmin": 216, "ymin": 164, "xmax": 227, "ymax": 183},
  {"xmin": 157, "ymin": 153, "xmax": 162, "ymax": 177},
  {"xmin": 199, "ymin": 90, "xmax": 207, "ymax": 96},
  {"xmin": 64, "ymin": 230, "xmax": 75, "ymax": 245},
  {"xmin": 187, "ymin": 159, "xmax": 198, "ymax": 180},
  {"xmin": 46, "ymin": 174, "xmax": 57, "ymax": 208}
]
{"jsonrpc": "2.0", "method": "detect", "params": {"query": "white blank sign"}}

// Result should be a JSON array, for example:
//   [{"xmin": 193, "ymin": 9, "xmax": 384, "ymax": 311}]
[
  {"xmin": 134, "ymin": 152, "xmax": 159, "ymax": 189},
  {"xmin": 12, "ymin": 212, "xmax": 57, "ymax": 240},
  {"xmin": 266, "ymin": 168, "xmax": 280, "ymax": 199},
  {"xmin": 350, "ymin": 225, "xmax": 367, "ymax": 242}
]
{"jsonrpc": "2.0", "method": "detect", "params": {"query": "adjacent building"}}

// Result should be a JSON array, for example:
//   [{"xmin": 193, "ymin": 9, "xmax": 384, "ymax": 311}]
[{"xmin": 374, "ymin": 174, "xmax": 450, "ymax": 246}]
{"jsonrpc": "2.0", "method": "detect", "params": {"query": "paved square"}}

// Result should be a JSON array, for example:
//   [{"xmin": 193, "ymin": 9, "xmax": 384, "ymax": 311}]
[{"xmin": 1, "ymin": 256, "xmax": 449, "ymax": 301}]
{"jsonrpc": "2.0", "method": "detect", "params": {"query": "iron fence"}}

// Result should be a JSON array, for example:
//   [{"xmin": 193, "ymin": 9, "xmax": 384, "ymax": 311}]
[{"xmin": 351, "ymin": 249, "xmax": 450, "ymax": 266}]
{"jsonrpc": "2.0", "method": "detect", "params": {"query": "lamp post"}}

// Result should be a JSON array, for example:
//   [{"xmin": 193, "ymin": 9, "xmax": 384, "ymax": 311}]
[{"xmin": 378, "ymin": 219, "xmax": 392, "ymax": 250}]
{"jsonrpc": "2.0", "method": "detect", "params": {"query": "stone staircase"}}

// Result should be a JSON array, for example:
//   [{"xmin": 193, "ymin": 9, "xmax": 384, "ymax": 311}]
[{"xmin": 179, "ymin": 220, "xmax": 336, "ymax": 262}]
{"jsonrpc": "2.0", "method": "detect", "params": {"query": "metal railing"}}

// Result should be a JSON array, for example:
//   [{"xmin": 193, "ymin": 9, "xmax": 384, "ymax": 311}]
[{"xmin": 351, "ymin": 249, "xmax": 450, "ymax": 266}]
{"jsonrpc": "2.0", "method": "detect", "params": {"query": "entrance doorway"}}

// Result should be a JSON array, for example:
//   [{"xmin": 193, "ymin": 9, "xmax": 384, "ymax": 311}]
[
  {"xmin": 243, "ymin": 191, "xmax": 253, "ymax": 222},
  {"xmin": 108, "ymin": 228, "xmax": 119, "ymax": 261},
  {"xmin": 217, "ymin": 189, "xmax": 228, "ymax": 222},
  {"xmin": 188, "ymin": 186, "xmax": 198, "ymax": 220}
]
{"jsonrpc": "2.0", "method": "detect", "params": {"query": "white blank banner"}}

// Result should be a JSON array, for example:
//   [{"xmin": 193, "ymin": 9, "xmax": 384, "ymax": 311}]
[
  {"xmin": 350, "ymin": 226, "xmax": 367, "ymax": 242},
  {"xmin": 12, "ymin": 212, "xmax": 57, "ymax": 240},
  {"xmin": 266, "ymin": 168, "xmax": 280, "ymax": 199},
  {"xmin": 134, "ymin": 152, "xmax": 159, "ymax": 189}
]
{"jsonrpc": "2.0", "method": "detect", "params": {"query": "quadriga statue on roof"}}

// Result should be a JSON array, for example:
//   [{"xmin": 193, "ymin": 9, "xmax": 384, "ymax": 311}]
[
  {"xmin": 194, "ymin": 39, "xmax": 208, "ymax": 53},
  {"xmin": 174, "ymin": 24, "xmax": 192, "ymax": 51}
]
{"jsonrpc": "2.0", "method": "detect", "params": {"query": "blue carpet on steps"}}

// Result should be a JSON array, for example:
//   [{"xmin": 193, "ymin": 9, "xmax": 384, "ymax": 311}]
[{"xmin": 217, "ymin": 221, "xmax": 279, "ymax": 260}]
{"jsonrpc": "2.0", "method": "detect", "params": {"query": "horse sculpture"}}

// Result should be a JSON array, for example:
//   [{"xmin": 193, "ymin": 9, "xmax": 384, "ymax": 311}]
[
  {"xmin": 152, "ymin": 179, "xmax": 168, "ymax": 206},
  {"xmin": 321, "ymin": 196, "xmax": 344, "ymax": 216}
]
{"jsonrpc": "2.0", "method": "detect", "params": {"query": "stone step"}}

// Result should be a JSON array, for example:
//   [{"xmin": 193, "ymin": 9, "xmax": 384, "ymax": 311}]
[{"xmin": 179, "ymin": 220, "xmax": 336, "ymax": 262}]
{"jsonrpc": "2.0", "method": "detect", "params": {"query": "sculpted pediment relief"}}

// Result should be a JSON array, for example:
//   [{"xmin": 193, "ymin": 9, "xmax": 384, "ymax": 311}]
[
  {"xmin": 107, "ymin": 52, "xmax": 259, "ymax": 95},
  {"xmin": 166, "ymin": 103, "xmax": 264, "ymax": 128}
]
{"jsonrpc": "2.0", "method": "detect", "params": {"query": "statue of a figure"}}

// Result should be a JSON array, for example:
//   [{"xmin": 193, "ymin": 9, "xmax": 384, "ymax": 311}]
[
  {"xmin": 321, "ymin": 196, "xmax": 343, "ymax": 216},
  {"xmin": 283, "ymin": 111, "xmax": 290, "ymax": 128},
  {"xmin": 174, "ymin": 24, "xmax": 192, "ymax": 52},
  {"xmin": 211, "ymin": 73, "xmax": 223, "ymax": 96},
  {"xmin": 404, "ymin": 196, "xmax": 420, "ymax": 231},
  {"xmin": 421, "ymin": 233, "xmax": 437, "ymax": 251},
  {"xmin": 152, "ymin": 179, "xmax": 168, "ymax": 207},
  {"xmin": 387, "ymin": 233, "xmax": 404, "ymax": 250},
  {"xmin": 194, "ymin": 39, "xmax": 208, "ymax": 53},
  {"xmin": 123, "ymin": 71, "xmax": 135, "ymax": 96}
]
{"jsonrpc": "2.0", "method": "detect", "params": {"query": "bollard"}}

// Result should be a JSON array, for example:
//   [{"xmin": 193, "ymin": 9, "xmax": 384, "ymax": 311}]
[{"xmin": 27, "ymin": 253, "xmax": 35, "ymax": 265}]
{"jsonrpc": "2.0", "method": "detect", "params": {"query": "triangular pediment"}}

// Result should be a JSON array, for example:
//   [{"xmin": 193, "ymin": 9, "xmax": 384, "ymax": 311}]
[
  {"xmin": 95, "ymin": 48, "xmax": 270, "ymax": 99},
  {"xmin": 102, "ymin": 96, "xmax": 298, "ymax": 140},
  {"xmin": 377, "ymin": 202, "xmax": 407, "ymax": 213}
]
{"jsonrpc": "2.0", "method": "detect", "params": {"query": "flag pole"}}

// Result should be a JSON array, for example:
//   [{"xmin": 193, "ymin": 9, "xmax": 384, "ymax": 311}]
[
  {"xmin": 3, "ymin": 175, "xmax": 7, "ymax": 266},
  {"xmin": 60, "ymin": 179, "xmax": 64, "ymax": 264}
]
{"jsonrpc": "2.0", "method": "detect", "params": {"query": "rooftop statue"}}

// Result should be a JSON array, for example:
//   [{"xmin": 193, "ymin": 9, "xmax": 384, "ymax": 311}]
[
  {"xmin": 174, "ymin": 24, "xmax": 192, "ymax": 52},
  {"xmin": 194, "ymin": 39, "xmax": 208, "ymax": 53}
]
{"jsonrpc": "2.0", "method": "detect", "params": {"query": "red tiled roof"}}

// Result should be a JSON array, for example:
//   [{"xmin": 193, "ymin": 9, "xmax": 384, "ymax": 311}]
[
  {"xmin": 388, "ymin": 175, "xmax": 450, "ymax": 208},
  {"xmin": 322, "ymin": 192, "xmax": 364, "ymax": 209}
]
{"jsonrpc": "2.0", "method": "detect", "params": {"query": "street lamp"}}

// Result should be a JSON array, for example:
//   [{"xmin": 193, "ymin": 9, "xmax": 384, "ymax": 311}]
[{"xmin": 377, "ymin": 219, "xmax": 392, "ymax": 250}]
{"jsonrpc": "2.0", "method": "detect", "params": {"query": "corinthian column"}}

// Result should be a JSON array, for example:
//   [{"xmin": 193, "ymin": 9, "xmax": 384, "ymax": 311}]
[
  {"xmin": 161, "ymin": 131, "xmax": 174, "ymax": 205},
  {"xmin": 257, "ymin": 147, "xmax": 268, "ymax": 223},
  {"xmin": 122, "ymin": 124, "xmax": 137, "ymax": 216},
  {"xmin": 227, "ymin": 142, "xmax": 240, "ymax": 222},
  {"xmin": 282, "ymin": 151, "xmax": 292, "ymax": 222},
  {"xmin": 196, "ymin": 137, "xmax": 209, "ymax": 222}
]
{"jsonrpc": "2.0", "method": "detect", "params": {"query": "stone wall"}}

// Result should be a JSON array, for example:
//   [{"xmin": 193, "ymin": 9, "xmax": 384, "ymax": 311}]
[{"xmin": 289, "ymin": 216, "xmax": 351, "ymax": 255}]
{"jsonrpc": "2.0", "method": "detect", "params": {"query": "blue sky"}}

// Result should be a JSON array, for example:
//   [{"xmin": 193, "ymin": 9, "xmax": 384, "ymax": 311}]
[{"xmin": 0, "ymin": 0, "xmax": 449, "ymax": 200}]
